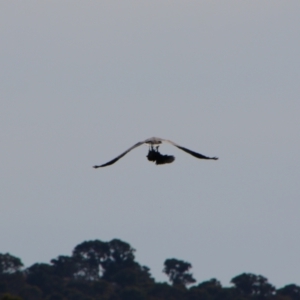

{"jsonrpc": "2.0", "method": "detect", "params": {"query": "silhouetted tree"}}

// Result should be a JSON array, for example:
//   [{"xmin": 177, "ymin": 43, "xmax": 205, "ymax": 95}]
[
  {"xmin": 231, "ymin": 273, "xmax": 275, "ymax": 298},
  {"xmin": 104, "ymin": 240, "xmax": 134, "ymax": 277},
  {"xmin": 197, "ymin": 278, "xmax": 222, "ymax": 290},
  {"xmin": 102, "ymin": 239, "xmax": 136, "ymax": 278},
  {"xmin": 72, "ymin": 240, "xmax": 109, "ymax": 281},
  {"xmin": 189, "ymin": 278, "xmax": 223, "ymax": 299},
  {"xmin": 25, "ymin": 263, "xmax": 63, "ymax": 296},
  {"xmin": 2, "ymin": 239, "xmax": 300, "ymax": 300},
  {"xmin": 108, "ymin": 239, "xmax": 135, "ymax": 263},
  {"xmin": 71, "ymin": 239, "xmax": 153, "ymax": 288},
  {"xmin": 0, "ymin": 254, "xmax": 23, "ymax": 275},
  {"xmin": 163, "ymin": 258, "xmax": 196, "ymax": 287},
  {"xmin": 276, "ymin": 284, "xmax": 300, "ymax": 300},
  {"xmin": 103, "ymin": 240, "xmax": 153, "ymax": 287},
  {"xmin": 51, "ymin": 255, "xmax": 78, "ymax": 279},
  {"xmin": 25, "ymin": 263, "xmax": 53, "ymax": 287},
  {"xmin": 0, "ymin": 254, "xmax": 25, "ymax": 297}
]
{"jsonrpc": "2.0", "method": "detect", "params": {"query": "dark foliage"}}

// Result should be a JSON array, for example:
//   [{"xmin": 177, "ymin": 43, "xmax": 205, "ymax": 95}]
[
  {"xmin": 0, "ymin": 254, "xmax": 23, "ymax": 275},
  {"xmin": 276, "ymin": 284, "xmax": 300, "ymax": 300},
  {"xmin": 0, "ymin": 239, "xmax": 299, "ymax": 300},
  {"xmin": 231, "ymin": 273, "xmax": 276, "ymax": 298},
  {"xmin": 163, "ymin": 258, "xmax": 196, "ymax": 287}
]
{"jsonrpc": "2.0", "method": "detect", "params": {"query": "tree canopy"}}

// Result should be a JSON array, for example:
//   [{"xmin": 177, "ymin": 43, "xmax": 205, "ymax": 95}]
[
  {"xmin": 163, "ymin": 258, "xmax": 196, "ymax": 287},
  {"xmin": 0, "ymin": 239, "xmax": 299, "ymax": 300},
  {"xmin": 0, "ymin": 254, "xmax": 23, "ymax": 275}
]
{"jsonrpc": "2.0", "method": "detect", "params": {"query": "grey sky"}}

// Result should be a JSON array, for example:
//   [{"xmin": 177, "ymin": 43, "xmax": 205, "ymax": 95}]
[{"xmin": 1, "ymin": 1, "xmax": 300, "ymax": 288}]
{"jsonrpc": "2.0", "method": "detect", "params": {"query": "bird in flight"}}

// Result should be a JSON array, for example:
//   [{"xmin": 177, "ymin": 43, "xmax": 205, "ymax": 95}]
[{"xmin": 93, "ymin": 137, "xmax": 218, "ymax": 168}]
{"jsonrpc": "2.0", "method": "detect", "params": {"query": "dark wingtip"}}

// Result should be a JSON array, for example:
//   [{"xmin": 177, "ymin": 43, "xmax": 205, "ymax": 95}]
[
  {"xmin": 93, "ymin": 165, "xmax": 100, "ymax": 168},
  {"xmin": 212, "ymin": 157, "xmax": 219, "ymax": 160}
]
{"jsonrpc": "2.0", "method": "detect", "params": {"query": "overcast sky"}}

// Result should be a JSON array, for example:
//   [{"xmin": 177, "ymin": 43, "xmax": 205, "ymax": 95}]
[{"xmin": 1, "ymin": 1, "xmax": 300, "ymax": 288}]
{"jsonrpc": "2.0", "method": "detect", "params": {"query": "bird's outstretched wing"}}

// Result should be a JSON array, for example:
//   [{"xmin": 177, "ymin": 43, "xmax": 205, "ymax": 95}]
[
  {"xmin": 164, "ymin": 139, "xmax": 218, "ymax": 160},
  {"xmin": 93, "ymin": 141, "xmax": 145, "ymax": 168}
]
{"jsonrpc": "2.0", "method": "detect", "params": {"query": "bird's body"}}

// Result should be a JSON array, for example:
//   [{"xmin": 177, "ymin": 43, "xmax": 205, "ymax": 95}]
[
  {"xmin": 93, "ymin": 137, "xmax": 218, "ymax": 168},
  {"xmin": 146, "ymin": 147, "xmax": 175, "ymax": 165},
  {"xmin": 144, "ymin": 137, "xmax": 163, "ymax": 145}
]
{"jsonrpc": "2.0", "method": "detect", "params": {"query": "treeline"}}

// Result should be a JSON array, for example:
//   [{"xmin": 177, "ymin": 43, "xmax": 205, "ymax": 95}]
[{"xmin": 0, "ymin": 239, "xmax": 299, "ymax": 300}]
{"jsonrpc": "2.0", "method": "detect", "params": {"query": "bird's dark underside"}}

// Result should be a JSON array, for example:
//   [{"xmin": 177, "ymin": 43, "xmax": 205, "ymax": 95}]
[{"xmin": 147, "ymin": 149, "xmax": 175, "ymax": 165}]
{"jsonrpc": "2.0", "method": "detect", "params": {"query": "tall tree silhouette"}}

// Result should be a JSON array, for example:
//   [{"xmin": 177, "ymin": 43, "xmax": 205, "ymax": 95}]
[
  {"xmin": 72, "ymin": 240, "xmax": 109, "ymax": 280},
  {"xmin": 163, "ymin": 258, "xmax": 196, "ymax": 287}
]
